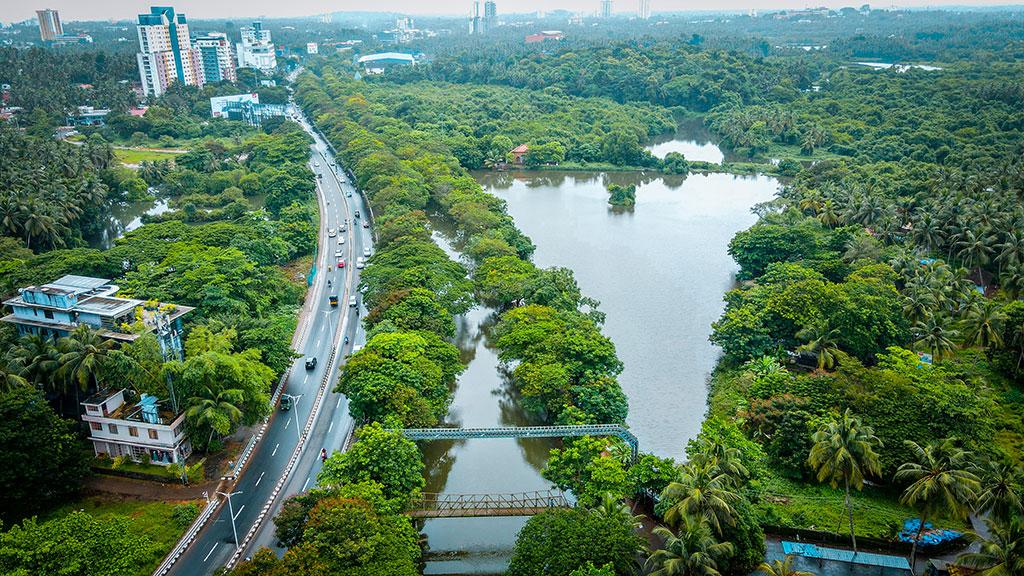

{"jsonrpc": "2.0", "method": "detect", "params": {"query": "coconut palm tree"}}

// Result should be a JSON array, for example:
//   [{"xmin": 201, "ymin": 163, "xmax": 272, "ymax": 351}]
[
  {"xmin": 756, "ymin": 555, "xmax": 814, "ymax": 576},
  {"xmin": 186, "ymin": 385, "xmax": 244, "ymax": 449},
  {"xmin": 796, "ymin": 319, "xmax": 841, "ymax": 370},
  {"xmin": 0, "ymin": 366, "xmax": 28, "ymax": 393},
  {"xmin": 913, "ymin": 315, "xmax": 959, "ymax": 361},
  {"xmin": 962, "ymin": 298, "xmax": 1005, "ymax": 349},
  {"xmin": 688, "ymin": 435, "xmax": 749, "ymax": 484},
  {"xmin": 975, "ymin": 460, "xmax": 1024, "ymax": 524},
  {"xmin": 895, "ymin": 438, "xmax": 981, "ymax": 569},
  {"xmin": 807, "ymin": 409, "xmax": 883, "ymax": 552},
  {"xmin": 588, "ymin": 492, "xmax": 643, "ymax": 528},
  {"xmin": 955, "ymin": 228, "xmax": 997, "ymax": 272},
  {"xmin": 1000, "ymin": 263, "xmax": 1024, "ymax": 300},
  {"xmin": 958, "ymin": 518, "xmax": 1024, "ymax": 576},
  {"xmin": 662, "ymin": 460, "xmax": 740, "ymax": 535},
  {"xmin": 11, "ymin": 334, "xmax": 60, "ymax": 388},
  {"xmin": 56, "ymin": 324, "xmax": 116, "ymax": 401},
  {"xmin": 645, "ymin": 516, "xmax": 735, "ymax": 576}
]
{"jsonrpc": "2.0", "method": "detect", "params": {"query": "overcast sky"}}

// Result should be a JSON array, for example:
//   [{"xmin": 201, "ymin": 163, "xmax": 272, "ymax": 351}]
[{"xmin": 3, "ymin": 0, "xmax": 1020, "ymax": 23}]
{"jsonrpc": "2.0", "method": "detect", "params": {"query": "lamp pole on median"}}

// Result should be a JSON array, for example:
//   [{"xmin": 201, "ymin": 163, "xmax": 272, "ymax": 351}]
[
  {"xmin": 216, "ymin": 489, "xmax": 243, "ymax": 549},
  {"xmin": 282, "ymin": 393, "xmax": 303, "ymax": 440}
]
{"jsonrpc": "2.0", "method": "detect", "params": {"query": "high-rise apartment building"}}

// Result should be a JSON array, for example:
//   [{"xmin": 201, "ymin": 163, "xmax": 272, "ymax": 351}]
[
  {"xmin": 36, "ymin": 9, "xmax": 63, "ymax": 42},
  {"xmin": 470, "ymin": 1, "xmax": 482, "ymax": 34},
  {"xmin": 638, "ymin": 0, "xmax": 651, "ymax": 19},
  {"xmin": 600, "ymin": 0, "xmax": 613, "ymax": 18},
  {"xmin": 236, "ymin": 22, "xmax": 277, "ymax": 73},
  {"xmin": 135, "ymin": 6, "xmax": 204, "ymax": 97},
  {"xmin": 483, "ymin": 1, "xmax": 497, "ymax": 31},
  {"xmin": 194, "ymin": 32, "xmax": 236, "ymax": 83}
]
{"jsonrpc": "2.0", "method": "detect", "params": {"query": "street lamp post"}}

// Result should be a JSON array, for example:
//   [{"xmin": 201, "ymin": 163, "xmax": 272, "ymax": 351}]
[
  {"xmin": 216, "ymin": 489, "xmax": 243, "ymax": 549},
  {"xmin": 282, "ymin": 393, "xmax": 303, "ymax": 440}
]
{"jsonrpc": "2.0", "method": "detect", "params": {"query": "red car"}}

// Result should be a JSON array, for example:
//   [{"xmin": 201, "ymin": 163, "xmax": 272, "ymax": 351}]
[{"xmin": 337, "ymin": 259, "xmax": 346, "ymax": 268}]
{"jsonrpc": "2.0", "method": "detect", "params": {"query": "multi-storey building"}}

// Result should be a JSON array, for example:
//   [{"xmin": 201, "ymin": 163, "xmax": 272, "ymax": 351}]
[
  {"xmin": 135, "ymin": 6, "xmax": 204, "ymax": 97},
  {"xmin": 236, "ymin": 21, "xmax": 276, "ymax": 73},
  {"xmin": 638, "ymin": 0, "xmax": 651, "ymax": 19},
  {"xmin": 82, "ymin": 388, "xmax": 191, "ymax": 466},
  {"xmin": 1, "ymin": 275, "xmax": 192, "ymax": 351},
  {"xmin": 194, "ymin": 32, "xmax": 237, "ymax": 83},
  {"xmin": 36, "ymin": 9, "xmax": 63, "ymax": 42},
  {"xmin": 600, "ymin": 0, "xmax": 613, "ymax": 17}
]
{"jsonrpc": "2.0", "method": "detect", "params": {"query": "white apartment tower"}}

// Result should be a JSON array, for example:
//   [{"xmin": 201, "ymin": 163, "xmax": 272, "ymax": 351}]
[
  {"xmin": 237, "ymin": 21, "xmax": 277, "ymax": 73},
  {"xmin": 639, "ymin": 0, "xmax": 651, "ymax": 19},
  {"xmin": 600, "ymin": 0, "xmax": 613, "ymax": 18},
  {"xmin": 194, "ymin": 32, "xmax": 237, "ymax": 83},
  {"xmin": 136, "ymin": 6, "xmax": 204, "ymax": 97},
  {"xmin": 36, "ymin": 9, "xmax": 63, "ymax": 42}
]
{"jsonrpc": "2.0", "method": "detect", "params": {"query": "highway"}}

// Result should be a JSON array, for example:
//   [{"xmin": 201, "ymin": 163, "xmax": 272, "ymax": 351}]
[{"xmin": 164, "ymin": 102, "xmax": 372, "ymax": 575}]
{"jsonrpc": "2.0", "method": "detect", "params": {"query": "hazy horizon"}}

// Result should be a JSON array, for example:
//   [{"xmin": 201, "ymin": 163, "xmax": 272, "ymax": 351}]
[{"xmin": 4, "ymin": 0, "xmax": 1023, "ymax": 25}]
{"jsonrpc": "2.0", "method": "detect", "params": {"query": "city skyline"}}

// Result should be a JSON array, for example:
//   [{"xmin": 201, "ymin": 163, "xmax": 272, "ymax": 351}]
[{"xmin": 4, "ymin": 0, "xmax": 1022, "ymax": 23}]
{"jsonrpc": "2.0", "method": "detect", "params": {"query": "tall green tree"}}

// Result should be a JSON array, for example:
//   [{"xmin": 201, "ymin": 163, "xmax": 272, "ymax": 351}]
[
  {"xmin": 644, "ymin": 516, "xmax": 734, "ymax": 576},
  {"xmin": 806, "ymin": 409, "xmax": 883, "ymax": 552},
  {"xmin": 895, "ymin": 438, "xmax": 981, "ymax": 568}
]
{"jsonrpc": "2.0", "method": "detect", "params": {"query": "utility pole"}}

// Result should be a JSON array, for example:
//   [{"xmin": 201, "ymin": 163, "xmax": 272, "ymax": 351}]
[{"xmin": 216, "ymin": 489, "xmax": 243, "ymax": 549}]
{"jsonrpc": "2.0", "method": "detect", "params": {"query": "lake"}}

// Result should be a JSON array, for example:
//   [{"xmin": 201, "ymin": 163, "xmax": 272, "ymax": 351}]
[
  {"xmin": 644, "ymin": 117, "xmax": 728, "ymax": 164},
  {"xmin": 421, "ymin": 168, "xmax": 779, "ymax": 574}
]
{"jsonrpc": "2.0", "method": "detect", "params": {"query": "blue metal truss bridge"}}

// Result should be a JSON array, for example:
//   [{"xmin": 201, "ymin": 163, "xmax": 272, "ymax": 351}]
[{"xmin": 398, "ymin": 424, "xmax": 639, "ymax": 461}]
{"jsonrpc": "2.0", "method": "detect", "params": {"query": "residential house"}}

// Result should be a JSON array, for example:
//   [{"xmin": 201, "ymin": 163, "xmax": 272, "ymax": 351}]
[{"xmin": 82, "ymin": 388, "xmax": 191, "ymax": 465}]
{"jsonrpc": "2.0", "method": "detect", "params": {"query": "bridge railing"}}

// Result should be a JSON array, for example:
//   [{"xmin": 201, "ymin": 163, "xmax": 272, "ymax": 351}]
[
  {"xmin": 399, "ymin": 424, "xmax": 639, "ymax": 461},
  {"xmin": 407, "ymin": 490, "xmax": 570, "ymax": 517}
]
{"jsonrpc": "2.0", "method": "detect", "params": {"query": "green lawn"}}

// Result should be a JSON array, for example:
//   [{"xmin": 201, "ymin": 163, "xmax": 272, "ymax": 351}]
[
  {"xmin": 753, "ymin": 473, "xmax": 968, "ymax": 539},
  {"xmin": 44, "ymin": 496, "xmax": 196, "ymax": 576},
  {"xmin": 114, "ymin": 148, "xmax": 183, "ymax": 165}
]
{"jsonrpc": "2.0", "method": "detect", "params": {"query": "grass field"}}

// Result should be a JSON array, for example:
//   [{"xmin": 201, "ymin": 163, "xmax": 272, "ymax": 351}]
[
  {"xmin": 115, "ymin": 148, "xmax": 184, "ymax": 165},
  {"xmin": 43, "ymin": 496, "xmax": 196, "ymax": 576},
  {"xmin": 754, "ymin": 473, "xmax": 968, "ymax": 539}
]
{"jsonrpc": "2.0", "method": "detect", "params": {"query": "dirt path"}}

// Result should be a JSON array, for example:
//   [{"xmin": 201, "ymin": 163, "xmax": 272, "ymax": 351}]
[{"xmin": 85, "ymin": 474, "xmax": 216, "ymax": 502}]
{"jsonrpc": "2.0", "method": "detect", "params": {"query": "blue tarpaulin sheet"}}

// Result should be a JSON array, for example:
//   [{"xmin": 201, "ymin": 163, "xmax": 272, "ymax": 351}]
[{"xmin": 781, "ymin": 541, "xmax": 912, "ymax": 571}]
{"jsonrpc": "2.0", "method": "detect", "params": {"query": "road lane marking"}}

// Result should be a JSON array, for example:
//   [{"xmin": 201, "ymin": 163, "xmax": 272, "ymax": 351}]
[
  {"xmin": 328, "ymin": 421, "xmax": 334, "ymax": 433},
  {"xmin": 284, "ymin": 418, "xmax": 290, "ymax": 429},
  {"xmin": 302, "ymin": 477, "xmax": 311, "ymax": 491},
  {"xmin": 255, "ymin": 471, "xmax": 265, "ymax": 487},
  {"xmin": 203, "ymin": 543, "xmax": 219, "ymax": 562},
  {"xmin": 271, "ymin": 443, "xmax": 279, "ymax": 457},
  {"xmin": 336, "ymin": 396, "xmax": 342, "ymax": 408},
  {"xmin": 234, "ymin": 505, "xmax": 244, "ymax": 519}
]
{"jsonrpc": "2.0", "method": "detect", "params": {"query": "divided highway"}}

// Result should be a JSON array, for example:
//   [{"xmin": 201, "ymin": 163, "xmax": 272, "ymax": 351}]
[{"xmin": 163, "ymin": 104, "xmax": 372, "ymax": 575}]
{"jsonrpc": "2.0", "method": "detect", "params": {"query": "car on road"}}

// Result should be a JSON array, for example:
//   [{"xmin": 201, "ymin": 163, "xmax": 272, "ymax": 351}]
[
  {"xmin": 340, "ymin": 224, "xmax": 346, "ymax": 233},
  {"xmin": 314, "ymin": 162, "xmax": 320, "ymax": 167},
  {"xmin": 338, "ymin": 258, "xmax": 346, "ymax": 268},
  {"xmin": 330, "ymin": 161, "xmax": 336, "ymax": 167},
  {"xmin": 354, "ymin": 210, "xmax": 360, "ymax": 218},
  {"xmin": 356, "ymin": 257, "xmax": 365, "ymax": 269},
  {"xmin": 362, "ymin": 220, "xmax": 370, "ymax": 228},
  {"xmin": 304, "ymin": 357, "xmax": 317, "ymax": 370},
  {"xmin": 346, "ymin": 191, "xmax": 352, "ymax": 197},
  {"xmin": 349, "ymin": 295, "xmax": 357, "ymax": 307},
  {"xmin": 363, "ymin": 247, "xmax": 371, "ymax": 258},
  {"xmin": 280, "ymin": 395, "xmax": 294, "ymax": 410},
  {"xmin": 328, "ymin": 228, "xmax": 336, "ymax": 237},
  {"xmin": 328, "ymin": 294, "xmax": 338, "ymax": 307},
  {"xmin": 334, "ymin": 250, "xmax": 343, "ymax": 258}
]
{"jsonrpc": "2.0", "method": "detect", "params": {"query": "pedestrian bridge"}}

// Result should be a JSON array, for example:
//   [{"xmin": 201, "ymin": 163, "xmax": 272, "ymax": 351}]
[
  {"xmin": 399, "ymin": 424, "xmax": 639, "ymax": 461},
  {"xmin": 407, "ymin": 490, "xmax": 571, "ymax": 518}
]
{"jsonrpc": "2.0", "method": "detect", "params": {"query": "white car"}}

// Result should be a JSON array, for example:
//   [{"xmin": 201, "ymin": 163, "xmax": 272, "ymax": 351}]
[
  {"xmin": 334, "ymin": 250, "xmax": 343, "ymax": 258},
  {"xmin": 356, "ymin": 257, "xmax": 365, "ymax": 269},
  {"xmin": 363, "ymin": 247, "xmax": 371, "ymax": 258},
  {"xmin": 349, "ymin": 295, "xmax": 357, "ymax": 307},
  {"xmin": 328, "ymin": 228, "xmax": 336, "ymax": 238},
  {"xmin": 338, "ymin": 236, "xmax": 345, "ymax": 245},
  {"xmin": 314, "ymin": 162, "xmax": 320, "ymax": 167}
]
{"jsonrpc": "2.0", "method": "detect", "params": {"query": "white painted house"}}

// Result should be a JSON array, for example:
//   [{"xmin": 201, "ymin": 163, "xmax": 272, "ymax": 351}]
[{"xmin": 82, "ymin": 389, "xmax": 191, "ymax": 466}]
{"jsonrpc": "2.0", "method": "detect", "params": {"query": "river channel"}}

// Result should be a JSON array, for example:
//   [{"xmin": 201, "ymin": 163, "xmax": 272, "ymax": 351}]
[{"xmin": 422, "ymin": 160, "xmax": 779, "ymax": 573}]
